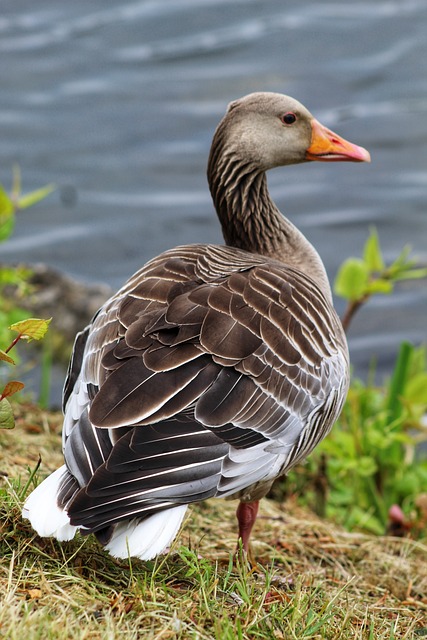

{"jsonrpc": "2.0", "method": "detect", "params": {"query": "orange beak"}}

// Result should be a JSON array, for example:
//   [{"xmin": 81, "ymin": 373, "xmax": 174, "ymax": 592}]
[{"xmin": 306, "ymin": 118, "xmax": 371, "ymax": 163}]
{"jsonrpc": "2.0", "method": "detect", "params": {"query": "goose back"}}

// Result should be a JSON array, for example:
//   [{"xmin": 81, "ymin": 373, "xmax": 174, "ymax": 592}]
[{"xmin": 60, "ymin": 243, "xmax": 348, "ymax": 535}]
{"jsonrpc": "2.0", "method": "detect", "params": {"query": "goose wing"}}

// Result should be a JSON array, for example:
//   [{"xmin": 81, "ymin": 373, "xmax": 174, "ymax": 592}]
[{"xmin": 62, "ymin": 244, "xmax": 348, "ymax": 533}]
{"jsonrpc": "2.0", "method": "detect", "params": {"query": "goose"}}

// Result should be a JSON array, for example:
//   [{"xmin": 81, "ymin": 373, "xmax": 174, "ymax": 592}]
[{"xmin": 23, "ymin": 92, "xmax": 370, "ymax": 560}]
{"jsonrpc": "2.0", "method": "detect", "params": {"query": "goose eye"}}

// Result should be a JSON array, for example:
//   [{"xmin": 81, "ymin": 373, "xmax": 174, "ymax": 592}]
[{"xmin": 280, "ymin": 112, "xmax": 297, "ymax": 125}]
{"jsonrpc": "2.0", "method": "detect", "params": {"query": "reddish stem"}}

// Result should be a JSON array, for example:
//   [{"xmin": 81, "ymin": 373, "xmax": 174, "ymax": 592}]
[
  {"xmin": 341, "ymin": 295, "xmax": 370, "ymax": 333},
  {"xmin": 5, "ymin": 333, "xmax": 23, "ymax": 354}
]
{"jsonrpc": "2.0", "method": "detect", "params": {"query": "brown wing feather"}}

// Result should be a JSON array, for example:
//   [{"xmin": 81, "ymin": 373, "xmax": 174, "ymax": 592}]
[
  {"xmin": 61, "ymin": 243, "xmax": 348, "ymax": 532},
  {"xmin": 78, "ymin": 244, "xmax": 347, "ymax": 438}
]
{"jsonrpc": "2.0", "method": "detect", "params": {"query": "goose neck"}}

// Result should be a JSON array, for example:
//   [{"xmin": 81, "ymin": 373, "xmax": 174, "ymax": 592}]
[{"xmin": 207, "ymin": 148, "xmax": 332, "ymax": 301}]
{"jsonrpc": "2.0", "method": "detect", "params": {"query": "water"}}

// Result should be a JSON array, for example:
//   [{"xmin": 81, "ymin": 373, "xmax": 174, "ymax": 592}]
[{"xmin": 1, "ymin": 0, "xmax": 426, "ymax": 404}]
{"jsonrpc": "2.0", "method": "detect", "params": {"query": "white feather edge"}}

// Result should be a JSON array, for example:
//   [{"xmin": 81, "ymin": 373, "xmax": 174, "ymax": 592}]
[
  {"xmin": 22, "ymin": 465, "xmax": 78, "ymax": 542},
  {"xmin": 22, "ymin": 465, "xmax": 187, "ymax": 560},
  {"xmin": 105, "ymin": 505, "xmax": 188, "ymax": 560}
]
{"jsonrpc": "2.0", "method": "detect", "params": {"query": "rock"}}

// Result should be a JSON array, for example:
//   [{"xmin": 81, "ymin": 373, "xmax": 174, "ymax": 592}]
[{"xmin": 3, "ymin": 263, "xmax": 112, "ymax": 360}]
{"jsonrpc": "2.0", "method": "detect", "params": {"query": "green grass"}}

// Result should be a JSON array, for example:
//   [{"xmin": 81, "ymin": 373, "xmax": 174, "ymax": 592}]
[{"xmin": 1, "ymin": 404, "xmax": 426, "ymax": 639}]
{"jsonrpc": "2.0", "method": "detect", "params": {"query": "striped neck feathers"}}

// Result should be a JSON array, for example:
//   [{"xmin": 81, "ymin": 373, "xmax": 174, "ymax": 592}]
[{"xmin": 207, "ymin": 132, "xmax": 332, "ymax": 299}]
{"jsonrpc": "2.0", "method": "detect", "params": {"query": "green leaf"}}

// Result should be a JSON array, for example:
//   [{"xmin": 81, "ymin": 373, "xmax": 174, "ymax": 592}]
[
  {"xmin": 346, "ymin": 506, "xmax": 384, "ymax": 535},
  {"xmin": 0, "ymin": 183, "xmax": 15, "ymax": 242},
  {"xmin": 387, "ymin": 342, "xmax": 413, "ymax": 421},
  {"xmin": 0, "ymin": 183, "xmax": 13, "ymax": 216},
  {"xmin": 356, "ymin": 456, "xmax": 378, "ymax": 477},
  {"xmin": 410, "ymin": 345, "xmax": 427, "ymax": 376},
  {"xmin": 10, "ymin": 317, "xmax": 51, "ymax": 341},
  {"xmin": 334, "ymin": 258, "xmax": 369, "ymax": 301},
  {"xmin": 363, "ymin": 228, "xmax": 384, "ymax": 272},
  {"xmin": 0, "ymin": 397, "xmax": 15, "ymax": 429},
  {"xmin": 393, "ymin": 472, "xmax": 421, "ymax": 497},
  {"xmin": 393, "ymin": 268, "xmax": 427, "ymax": 281},
  {"xmin": 387, "ymin": 246, "xmax": 413, "ymax": 276},
  {"xmin": 17, "ymin": 184, "xmax": 55, "ymax": 210},
  {"xmin": 366, "ymin": 279, "xmax": 393, "ymax": 295},
  {"xmin": 404, "ymin": 372, "xmax": 427, "ymax": 405},
  {"xmin": 0, "ymin": 214, "xmax": 15, "ymax": 242}
]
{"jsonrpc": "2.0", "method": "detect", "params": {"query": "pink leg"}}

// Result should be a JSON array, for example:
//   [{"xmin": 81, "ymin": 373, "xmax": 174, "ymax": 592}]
[{"xmin": 236, "ymin": 500, "xmax": 259, "ymax": 553}]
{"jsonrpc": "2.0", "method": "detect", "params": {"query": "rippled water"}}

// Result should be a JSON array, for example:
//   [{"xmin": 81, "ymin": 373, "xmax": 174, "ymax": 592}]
[{"xmin": 1, "ymin": 0, "xmax": 426, "ymax": 403}]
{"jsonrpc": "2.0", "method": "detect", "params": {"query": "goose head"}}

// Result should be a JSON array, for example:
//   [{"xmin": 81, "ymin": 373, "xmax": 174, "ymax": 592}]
[{"xmin": 214, "ymin": 92, "xmax": 370, "ymax": 171}]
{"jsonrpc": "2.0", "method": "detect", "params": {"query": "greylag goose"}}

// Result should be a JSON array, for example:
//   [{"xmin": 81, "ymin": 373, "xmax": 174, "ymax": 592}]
[{"xmin": 23, "ymin": 92, "xmax": 370, "ymax": 560}]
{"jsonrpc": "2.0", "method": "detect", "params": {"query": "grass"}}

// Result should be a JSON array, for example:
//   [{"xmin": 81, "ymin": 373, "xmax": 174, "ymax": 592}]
[{"xmin": 1, "ymin": 403, "xmax": 427, "ymax": 639}]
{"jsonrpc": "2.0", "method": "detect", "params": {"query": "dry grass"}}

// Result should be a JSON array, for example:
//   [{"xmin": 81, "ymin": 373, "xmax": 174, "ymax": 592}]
[{"xmin": 1, "ymin": 403, "xmax": 426, "ymax": 639}]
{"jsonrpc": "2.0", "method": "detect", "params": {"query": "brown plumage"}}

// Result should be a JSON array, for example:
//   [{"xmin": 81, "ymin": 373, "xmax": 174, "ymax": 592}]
[{"xmin": 23, "ymin": 92, "xmax": 370, "ymax": 560}]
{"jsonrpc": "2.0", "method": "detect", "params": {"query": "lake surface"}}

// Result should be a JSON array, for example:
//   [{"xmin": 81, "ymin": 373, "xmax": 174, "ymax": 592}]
[{"xmin": 1, "ymin": 0, "xmax": 426, "ymax": 404}]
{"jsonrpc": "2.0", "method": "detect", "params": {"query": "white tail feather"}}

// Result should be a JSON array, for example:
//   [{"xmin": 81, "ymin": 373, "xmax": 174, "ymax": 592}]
[
  {"xmin": 105, "ymin": 505, "xmax": 187, "ymax": 560},
  {"xmin": 23, "ymin": 467, "xmax": 187, "ymax": 559},
  {"xmin": 22, "ymin": 465, "xmax": 78, "ymax": 542}
]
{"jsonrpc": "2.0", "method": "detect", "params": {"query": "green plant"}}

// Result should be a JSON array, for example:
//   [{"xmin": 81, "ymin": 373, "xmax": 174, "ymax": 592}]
[
  {"xmin": 281, "ymin": 230, "xmax": 427, "ymax": 536},
  {"xmin": 0, "ymin": 168, "xmax": 54, "ymax": 426},
  {"xmin": 335, "ymin": 227, "xmax": 427, "ymax": 331},
  {"xmin": 0, "ymin": 166, "xmax": 55, "ymax": 241},
  {"xmin": 311, "ymin": 342, "xmax": 427, "ymax": 535},
  {"xmin": 0, "ymin": 317, "xmax": 51, "ymax": 430}
]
